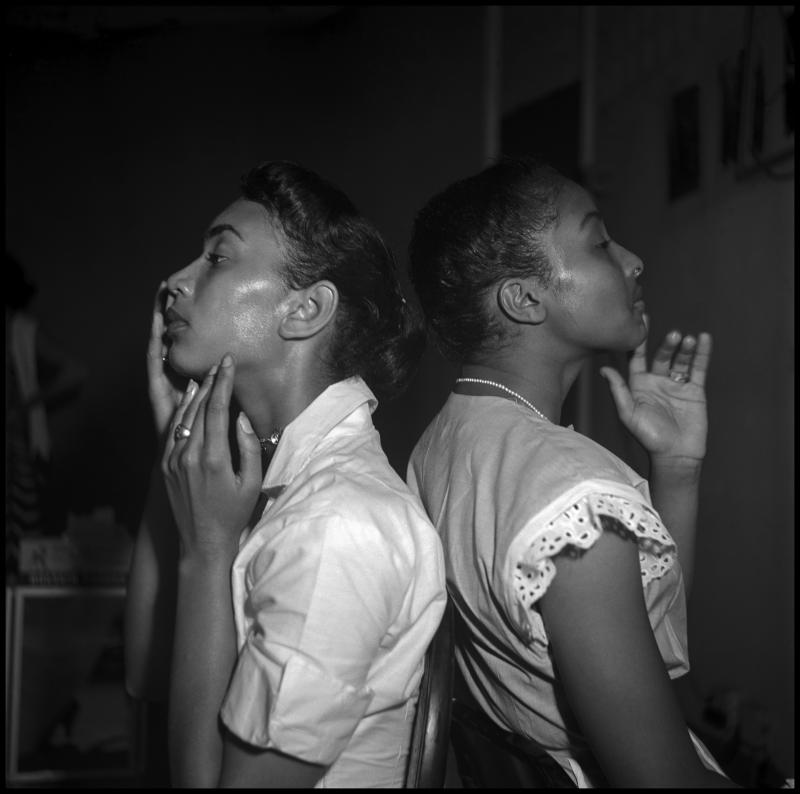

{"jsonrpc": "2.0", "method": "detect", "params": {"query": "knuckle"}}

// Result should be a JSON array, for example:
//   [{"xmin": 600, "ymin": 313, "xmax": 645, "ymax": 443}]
[
  {"xmin": 179, "ymin": 448, "xmax": 197, "ymax": 468},
  {"xmin": 203, "ymin": 452, "xmax": 223, "ymax": 472}
]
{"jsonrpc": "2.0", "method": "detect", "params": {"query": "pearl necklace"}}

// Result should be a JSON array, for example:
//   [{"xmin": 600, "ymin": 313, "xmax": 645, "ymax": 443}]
[{"xmin": 454, "ymin": 378, "xmax": 550, "ymax": 422}]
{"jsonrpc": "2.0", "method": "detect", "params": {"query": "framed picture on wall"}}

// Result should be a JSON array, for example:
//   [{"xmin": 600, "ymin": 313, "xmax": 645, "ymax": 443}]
[
  {"xmin": 6, "ymin": 585, "xmax": 143, "ymax": 785},
  {"xmin": 733, "ymin": 5, "xmax": 794, "ymax": 178}
]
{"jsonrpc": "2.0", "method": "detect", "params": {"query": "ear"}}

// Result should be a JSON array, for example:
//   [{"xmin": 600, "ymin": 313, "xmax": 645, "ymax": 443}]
[
  {"xmin": 497, "ymin": 276, "xmax": 547, "ymax": 325},
  {"xmin": 279, "ymin": 280, "xmax": 339, "ymax": 340}
]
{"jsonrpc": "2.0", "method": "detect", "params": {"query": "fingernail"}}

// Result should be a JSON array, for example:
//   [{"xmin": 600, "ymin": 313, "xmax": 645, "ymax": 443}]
[
  {"xmin": 222, "ymin": 353, "xmax": 233, "ymax": 367},
  {"xmin": 238, "ymin": 412, "xmax": 254, "ymax": 434},
  {"xmin": 182, "ymin": 380, "xmax": 198, "ymax": 402},
  {"xmin": 208, "ymin": 364, "xmax": 219, "ymax": 378}
]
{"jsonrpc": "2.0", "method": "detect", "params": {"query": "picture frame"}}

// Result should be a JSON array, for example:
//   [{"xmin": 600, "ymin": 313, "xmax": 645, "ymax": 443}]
[{"xmin": 6, "ymin": 585, "xmax": 143, "ymax": 785}]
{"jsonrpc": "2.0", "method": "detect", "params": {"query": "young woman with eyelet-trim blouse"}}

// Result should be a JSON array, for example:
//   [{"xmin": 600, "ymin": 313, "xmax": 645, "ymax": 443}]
[{"xmin": 406, "ymin": 157, "xmax": 735, "ymax": 788}]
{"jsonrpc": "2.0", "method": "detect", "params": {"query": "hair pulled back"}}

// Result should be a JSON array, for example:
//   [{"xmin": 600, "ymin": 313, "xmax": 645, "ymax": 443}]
[
  {"xmin": 409, "ymin": 157, "xmax": 567, "ymax": 362},
  {"xmin": 241, "ymin": 161, "xmax": 424, "ymax": 400}
]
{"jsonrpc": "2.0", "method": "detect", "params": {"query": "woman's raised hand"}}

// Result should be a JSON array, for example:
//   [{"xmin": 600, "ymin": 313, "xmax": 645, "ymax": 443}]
[
  {"xmin": 147, "ymin": 281, "xmax": 184, "ymax": 439},
  {"xmin": 600, "ymin": 319, "xmax": 712, "ymax": 464},
  {"xmin": 162, "ymin": 354, "xmax": 263, "ymax": 559}
]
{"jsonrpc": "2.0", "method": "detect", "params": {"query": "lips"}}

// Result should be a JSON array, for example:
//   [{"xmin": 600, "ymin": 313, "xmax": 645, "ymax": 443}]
[
  {"xmin": 632, "ymin": 287, "xmax": 644, "ymax": 307},
  {"xmin": 164, "ymin": 306, "xmax": 189, "ymax": 333}
]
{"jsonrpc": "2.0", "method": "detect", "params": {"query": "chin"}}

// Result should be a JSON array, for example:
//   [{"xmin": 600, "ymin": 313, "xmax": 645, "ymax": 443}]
[
  {"xmin": 166, "ymin": 349, "xmax": 211, "ymax": 381},
  {"xmin": 610, "ymin": 324, "xmax": 647, "ymax": 353},
  {"xmin": 623, "ymin": 329, "xmax": 647, "ymax": 352},
  {"xmin": 625, "ymin": 313, "xmax": 648, "ymax": 346}
]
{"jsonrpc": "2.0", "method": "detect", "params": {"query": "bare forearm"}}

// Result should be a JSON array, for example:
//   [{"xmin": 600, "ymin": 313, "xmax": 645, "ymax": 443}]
[
  {"xmin": 169, "ymin": 552, "xmax": 238, "ymax": 788},
  {"xmin": 648, "ymin": 457, "xmax": 702, "ymax": 597},
  {"xmin": 124, "ymin": 465, "xmax": 178, "ymax": 701}
]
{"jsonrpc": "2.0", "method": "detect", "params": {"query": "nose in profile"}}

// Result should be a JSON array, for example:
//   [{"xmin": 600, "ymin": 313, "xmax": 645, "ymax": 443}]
[
  {"xmin": 165, "ymin": 262, "xmax": 196, "ymax": 300},
  {"xmin": 619, "ymin": 245, "xmax": 644, "ymax": 279}
]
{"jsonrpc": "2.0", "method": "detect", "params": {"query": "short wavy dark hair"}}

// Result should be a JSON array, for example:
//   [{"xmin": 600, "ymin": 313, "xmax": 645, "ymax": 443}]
[
  {"xmin": 409, "ymin": 157, "xmax": 567, "ymax": 362},
  {"xmin": 241, "ymin": 161, "xmax": 424, "ymax": 400}
]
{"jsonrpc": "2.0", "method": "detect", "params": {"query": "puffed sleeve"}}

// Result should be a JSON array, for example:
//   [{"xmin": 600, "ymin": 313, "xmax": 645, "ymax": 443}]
[
  {"xmin": 220, "ymin": 512, "xmax": 410, "ymax": 765},
  {"xmin": 503, "ymin": 479, "xmax": 677, "ymax": 643}
]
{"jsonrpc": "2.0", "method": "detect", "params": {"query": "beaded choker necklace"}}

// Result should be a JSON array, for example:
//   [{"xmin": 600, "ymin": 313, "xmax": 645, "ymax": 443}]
[{"xmin": 454, "ymin": 378, "xmax": 550, "ymax": 423}]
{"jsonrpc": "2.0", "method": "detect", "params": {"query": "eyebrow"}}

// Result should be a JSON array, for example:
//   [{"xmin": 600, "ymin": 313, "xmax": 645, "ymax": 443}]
[
  {"xmin": 204, "ymin": 223, "xmax": 244, "ymax": 242},
  {"xmin": 579, "ymin": 211, "xmax": 603, "ymax": 229}
]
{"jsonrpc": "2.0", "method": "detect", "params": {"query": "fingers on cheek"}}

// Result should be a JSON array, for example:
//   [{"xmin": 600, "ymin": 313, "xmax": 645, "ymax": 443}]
[
  {"xmin": 215, "ymin": 363, "xmax": 231, "ymax": 394},
  {"xmin": 209, "ymin": 369, "xmax": 232, "ymax": 411},
  {"xmin": 190, "ymin": 373, "xmax": 216, "ymax": 412},
  {"xmin": 183, "ymin": 382, "xmax": 199, "ymax": 408},
  {"xmin": 183, "ymin": 386, "xmax": 210, "ymax": 428},
  {"xmin": 193, "ymin": 393, "xmax": 211, "ymax": 426}
]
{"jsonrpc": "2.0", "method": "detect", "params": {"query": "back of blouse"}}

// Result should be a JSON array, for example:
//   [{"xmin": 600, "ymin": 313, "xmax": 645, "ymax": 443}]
[{"xmin": 407, "ymin": 392, "xmax": 689, "ymax": 786}]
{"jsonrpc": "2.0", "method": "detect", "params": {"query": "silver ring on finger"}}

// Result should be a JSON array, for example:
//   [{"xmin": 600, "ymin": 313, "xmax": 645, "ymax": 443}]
[
  {"xmin": 174, "ymin": 423, "xmax": 191, "ymax": 441},
  {"xmin": 669, "ymin": 370, "xmax": 690, "ymax": 384}
]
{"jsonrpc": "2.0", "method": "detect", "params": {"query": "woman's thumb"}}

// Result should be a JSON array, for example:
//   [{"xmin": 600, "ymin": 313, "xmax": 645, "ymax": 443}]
[{"xmin": 599, "ymin": 367, "xmax": 633, "ymax": 418}]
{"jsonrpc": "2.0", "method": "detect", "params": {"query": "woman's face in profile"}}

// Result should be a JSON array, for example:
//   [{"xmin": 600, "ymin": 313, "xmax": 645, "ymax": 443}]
[
  {"xmin": 542, "ymin": 182, "xmax": 647, "ymax": 353},
  {"xmin": 163, "ymin": 198, "xmax": 290, "ymax": 381}
]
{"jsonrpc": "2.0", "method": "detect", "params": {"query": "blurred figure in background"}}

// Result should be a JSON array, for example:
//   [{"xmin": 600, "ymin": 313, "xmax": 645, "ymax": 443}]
[{"xmin": 5, "ymin": 252, "xmax": 86, "ymax": 572}]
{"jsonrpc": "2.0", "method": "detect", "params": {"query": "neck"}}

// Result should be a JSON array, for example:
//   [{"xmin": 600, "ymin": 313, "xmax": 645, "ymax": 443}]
[
  {"xmin": 460, "ymin": 347, "xmax": 587, "ymax": 424},
  {"xmin": 232, "ymin": 362, "xmax": 334, "ymax": 442}
]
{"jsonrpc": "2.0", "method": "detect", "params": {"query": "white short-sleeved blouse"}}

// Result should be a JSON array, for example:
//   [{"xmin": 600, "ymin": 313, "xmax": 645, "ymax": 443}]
[
  {"xmin": 407, "ymin": 392, "xmax": 723, "ymax": 787},
  {"xmin": 220, "ymin": 377, "xmax": 446, "ymax": 788}
]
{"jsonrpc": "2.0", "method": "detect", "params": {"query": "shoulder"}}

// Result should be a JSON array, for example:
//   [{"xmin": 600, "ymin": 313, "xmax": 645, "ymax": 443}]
[
  {"xmin": 503, "ymin": 483, "xmax": 677, "ymax": 644},
  {"xmin": 257, "ymin": 450, "xmax": 440, "ymax": 577},
  {"xmin": 414, "ymin": 393, "xmax": 633, "ymax": 479}
]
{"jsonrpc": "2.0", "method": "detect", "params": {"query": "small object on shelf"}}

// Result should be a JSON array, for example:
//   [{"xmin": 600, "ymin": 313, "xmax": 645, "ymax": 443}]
[{"xmin": 18, "ymin": 506, "xmax": 132, "ymax": 585}]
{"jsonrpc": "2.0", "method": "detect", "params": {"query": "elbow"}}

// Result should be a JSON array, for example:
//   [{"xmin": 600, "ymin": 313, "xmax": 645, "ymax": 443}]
[
  {"xmin": 123, "ymin": 646, "xmax": 170, "ymax": 703},
  {"xmin": 124, "ymin": 660, "xmax": 155, "ymax": 702},
  {"xmin": 123, "ymin": 618, "xmax": 170, "ymax": 703}
]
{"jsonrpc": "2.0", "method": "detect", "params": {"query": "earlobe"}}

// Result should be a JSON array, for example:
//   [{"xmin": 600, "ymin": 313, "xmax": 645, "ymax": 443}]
[
  {"xmin": 497, "ymin": 278, "xmax": 547, "ymax": 325},
  {"xmin": 279, "ymin": 280, "xmax": 339, "ymax": 340}
]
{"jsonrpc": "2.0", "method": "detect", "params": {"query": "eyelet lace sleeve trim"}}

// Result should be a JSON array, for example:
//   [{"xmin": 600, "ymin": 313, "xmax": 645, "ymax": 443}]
[{"xmin": 512, "ymin": 492, "xmax": 676, "ymax": 614}]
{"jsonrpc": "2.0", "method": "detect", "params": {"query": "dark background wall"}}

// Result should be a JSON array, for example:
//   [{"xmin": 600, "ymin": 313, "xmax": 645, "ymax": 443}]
[
  {"xmin": 499, "ymin": 5, "xmax": 794, "ymax": 777},
  {"xmin": 6, "ymin": 4, "xmax": 794, "ymax": 780},
  {"xmin": 6, "ymin": 5, "xmax": 480, "ymax": 532},
  {"xmin": 590, "ymin": 8, "xmax": 795, "ymax": 783}
]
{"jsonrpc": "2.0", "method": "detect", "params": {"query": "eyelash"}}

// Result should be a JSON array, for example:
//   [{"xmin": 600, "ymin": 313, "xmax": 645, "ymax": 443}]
[{"xmin": 206, "ymin": 252, "xmax": 226, "ymax": 266}]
